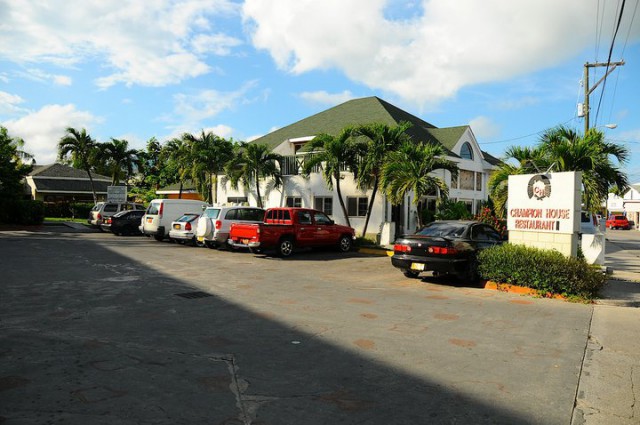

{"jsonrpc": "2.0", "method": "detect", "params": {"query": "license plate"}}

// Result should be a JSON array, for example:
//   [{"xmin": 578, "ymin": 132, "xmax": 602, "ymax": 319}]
[
  {"xmin": 173, "ymin": 224, "xmax": 181, "ymax": 230},
  {"xmin": 410, "ymin": 263, "xmax": 425, "ymax": 271},
  {"xmin": 197, "ymin": 236, "xmax": 204, "ymax": 242},
  {"xmin": 147, "ymin": 218, "xmax": 152, "ymax": 223},
  {"xmin": 242, "ymin": 239, "xmax": 249, "ymax": 244}
]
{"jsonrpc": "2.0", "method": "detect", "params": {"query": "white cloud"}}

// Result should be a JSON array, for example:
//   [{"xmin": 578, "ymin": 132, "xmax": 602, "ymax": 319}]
[
  {"xmin": 242, "ymin": 0, "xmax": 640, "ymax": 107},
  {"xmin": 469, "ymin": 116, "xmax": 501, "ymax": 139},
  {"xmin": 0, "ymin": 74, "xmax": 9, "ymax": 83},
  {"xmin": 191, "ymin": 33, "xmax": 242, "ymax": 55},
  {"xmin": 0, "ymin": 0, "xmax": 240, "ymax": 88},
  {"xmin": 0, "ymin": 91, "xmax": 27, "ymax": 115},
  {"xmin": 170, "ymin": 80, "xmax": 259, "ymax": 125},
  {"xmin": 17, "ymin": 69, "xmax": 72, "ymax": 86},
  {"xmin": 2, "ymin": 104, "xmax": 102, "ymax": 164},
  {"xmin": 299, "ymin": 90, "xmax": 355, "ymax": 106}
]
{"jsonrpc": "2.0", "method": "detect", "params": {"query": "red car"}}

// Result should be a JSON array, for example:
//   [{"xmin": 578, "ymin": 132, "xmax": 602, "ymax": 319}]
[
  {"xmin": 228, "ymin": 207, "xmax": 355, "ymax": 257},
  {"xmin": 605, "ymin": 215, "xmax": 630, "ymax": 230}
]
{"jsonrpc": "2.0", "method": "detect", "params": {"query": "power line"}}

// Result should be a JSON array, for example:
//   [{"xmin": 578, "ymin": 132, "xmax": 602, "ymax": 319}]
[
  {"xmin": 478, "ymin": 117, "xmax": 578, "ymax": 145},
  {"xmin": 594, "ymin": 0, "xmax": 626, "ymax": 125}
]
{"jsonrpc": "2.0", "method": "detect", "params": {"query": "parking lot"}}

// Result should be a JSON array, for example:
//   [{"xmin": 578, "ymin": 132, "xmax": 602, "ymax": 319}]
[{"xmin": 0, "ymin": 229, "xmax": 627, "ymax": 424}]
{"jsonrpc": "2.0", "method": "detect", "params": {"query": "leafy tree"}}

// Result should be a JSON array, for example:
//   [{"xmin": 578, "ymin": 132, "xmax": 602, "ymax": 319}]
[
  {"xmin": 0, "ymin": 126, "xmax": 33, "ymax": 200},
  {"xmin": 58, "ymin": 127, "xmax": 99, "ymax": 203},
  {"xmin": 225, "ymin": 142, "xmax": 282, "ymax": 208},
  {"xmin": 301, "ymin": 127, "xmax": 359, "ymax": 227},
  {"xmin": 183, "ymin": 131, "xmax": 233, "ymax": 204},
  {"xmin": 352, "ymin": 121, "xmax": 412, "ymax": 237},
  {"xmin": 99, "ymin": 138, "xmax": 141, "ymax": 185},
  {"xmin": 539, "ymin": 126, "xmax": 628, "ymax": 211},
  {"xmin": 488, "ymin": 145, "xmax": 548, "ymax": 219},
  {"xmin": 434, "ymin": 199, "xmax": 473, "ymax": 220},
  {"xmin": 381, "ymin": 141, "xmax": 459, "ymax": 228},
  {"xmin": 161, "ymin": 137, "xmax": 192, "ymax": 199}
]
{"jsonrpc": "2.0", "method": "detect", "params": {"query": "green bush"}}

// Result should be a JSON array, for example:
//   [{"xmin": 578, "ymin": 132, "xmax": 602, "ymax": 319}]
[
  {"xmin": 69, "ymin": 202, "xmax": 94, "ymax": 219},
  {"xmin": 44, "ymin": 202, "xmax": 72, "ymax": 218},
  {"xmin": 0, "ymin": 199, "xmax": 45, "ymax": 225},
  {"xmin": 477, "ymin": 243, "xmax": 606, "ymax": 299}
]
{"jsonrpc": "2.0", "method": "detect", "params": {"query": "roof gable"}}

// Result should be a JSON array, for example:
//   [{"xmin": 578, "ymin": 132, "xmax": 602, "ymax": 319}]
[{"xmin": 251, "ymin": 96, "xmax": 441, "ymax": 151}]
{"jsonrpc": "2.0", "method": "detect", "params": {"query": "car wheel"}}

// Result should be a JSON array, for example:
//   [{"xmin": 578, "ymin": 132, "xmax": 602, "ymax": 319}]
[
  {"xmin": 338, "ymin": 235, "xmax": 352, "ymax": 252},
  {"xmin": 154, "ymin": 234, "xmax": 164, "ymax": 241},
  {"xmin": 403, "ymin": 270, "xmax": 420, "ymax": 279},
  {"xmin": 277, "ymin": 237, "xmax": 294, "ymax": 257}
]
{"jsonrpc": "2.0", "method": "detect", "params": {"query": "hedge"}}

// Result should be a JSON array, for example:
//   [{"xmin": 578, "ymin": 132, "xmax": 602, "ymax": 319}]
[
  {"xmin": 477, "ymin": 243, "xmax": 606, "ymax": 299},
  {"xmin": 0, "ymin": 199, "xmax": 45, "ymax": 225}
]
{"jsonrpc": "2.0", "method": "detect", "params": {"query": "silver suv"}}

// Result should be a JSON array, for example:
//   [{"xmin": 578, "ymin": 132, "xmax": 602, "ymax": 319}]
[
  {"xmin": 88, "ymin": 201, "xmax": 145, "ymax": 229},
  {"xmin": 196, "ymin": 206, "xmax": 264, "ymax": 248}
]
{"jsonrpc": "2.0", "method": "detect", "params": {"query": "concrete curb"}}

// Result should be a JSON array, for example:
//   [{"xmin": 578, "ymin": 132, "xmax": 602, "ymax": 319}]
[{"xmin": 357, "ymin": 247, "xmax": 393, "ymax": 256}]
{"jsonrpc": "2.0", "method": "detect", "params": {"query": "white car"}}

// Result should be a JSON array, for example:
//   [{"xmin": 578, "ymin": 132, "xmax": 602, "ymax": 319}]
[
  {"xmin": 88, "ymin": 201, "xmax": 145, "ymax": 229},
  {"xmin": 196, "ymin": 206, "xmax": 264, "ymax": 248},
  {"xmin": 168, "ymin": 213, "xmax": 201, "ymax": 245}
]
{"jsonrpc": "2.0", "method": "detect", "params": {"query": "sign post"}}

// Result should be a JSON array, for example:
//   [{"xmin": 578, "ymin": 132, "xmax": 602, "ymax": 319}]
[
  {"xmin": 507, "ymin": 172, "xmax": 581, "ymax": 257},
  {"xmin": 107, "ymin": 186, "xmax": 127, "ymax": 203}
]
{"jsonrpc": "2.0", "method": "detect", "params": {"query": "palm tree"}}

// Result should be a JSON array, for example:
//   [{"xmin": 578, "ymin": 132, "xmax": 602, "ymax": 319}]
[
  {"xmin": 161, "ymin": 137, "xmax": 192, "ymax": 199},
  {"xmin": 183, "ymin": 131, "xmax": 233, "ymax": 204},
  {"xmin": 225, "ymin": 142, "xmax": 282, "ymax": 208},
  {"xmin": 58, "ymin": 127, "xmax": 99, "ymax": 203},
  {"xmin": 538, "ymin": 126, "xmax": 628, "ymax": 211},
  {"xmin": 381, "ymin": 141, "xmax": 459, "ymax": 228},
  {"xmin": 488, "ymin": 145, "xmax": 548, "ymax": 218},
  {"xmin": 300, "ymin": 128, "xmax": 359, "ymax": 227},
  {"xmin": 352, "ymin": 121, "xmax": 412, "ymax": 237},
  {"xmin": 99, "ymin": 138, "xmax": 140, "ymax": 186}
]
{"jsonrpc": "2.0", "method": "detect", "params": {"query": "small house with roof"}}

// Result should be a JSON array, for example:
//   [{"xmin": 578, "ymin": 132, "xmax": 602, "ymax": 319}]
[
  {"xmin": 216, "ymin": 96, "xmax": 500, "ymax": 242},
  {"xmin": 24, "ymin": 163, "xmax": 112, "ymax": 203}
]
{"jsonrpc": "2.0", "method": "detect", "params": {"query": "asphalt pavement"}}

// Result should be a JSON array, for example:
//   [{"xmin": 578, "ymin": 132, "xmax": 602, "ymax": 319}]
[{"xmin": 1, "ymin": 224, "xmax": 639, "ymax": 424}]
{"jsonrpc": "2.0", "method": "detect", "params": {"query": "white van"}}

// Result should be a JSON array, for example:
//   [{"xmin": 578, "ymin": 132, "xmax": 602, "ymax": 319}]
[{"xmin": 141, "ymin": 199, "xmax": 208, "ymax": 241}]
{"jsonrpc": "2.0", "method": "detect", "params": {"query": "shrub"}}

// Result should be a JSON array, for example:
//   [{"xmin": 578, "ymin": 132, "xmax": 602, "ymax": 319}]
[
  {"xmin": 0, "ymin": 199, "xmax": 45, "ymax": 225},
  {"xmin": 477, "ymin": 243, "xmax": 606, "ymax": 299},
  {"xmin": 69, "ymin": 202, "xmax": 94, "ymax": 219},
  {"xmin": 435, "ymin": 200, "xmax": 472, "ymax": 220}
]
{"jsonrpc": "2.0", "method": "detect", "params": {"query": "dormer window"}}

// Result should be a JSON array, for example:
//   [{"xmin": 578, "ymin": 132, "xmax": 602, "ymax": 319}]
[{"xmin": 460, "ymin": 142, "xmax": 473, "ymax": 160}]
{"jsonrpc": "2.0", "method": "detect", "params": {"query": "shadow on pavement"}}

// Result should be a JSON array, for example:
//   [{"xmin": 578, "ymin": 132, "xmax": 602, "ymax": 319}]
[{"xmin": 1, "ymin": 232, "xmax": 536, "ymax": 424}]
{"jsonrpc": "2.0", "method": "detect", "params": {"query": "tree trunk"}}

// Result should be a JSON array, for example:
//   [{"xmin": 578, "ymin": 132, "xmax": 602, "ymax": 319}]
[
  {"xmin": 361, "ymin": 175, "xmax": 379, "ymax": 238},
  {"xmin": 334, "ymin": 172, "xmax": 351, "ymax": 228},
  {"xmin": 255, "ymin": 171, "xmax": 263, "ymax": 208},
  {"xmin": 87, "ymin": 169, "xmax": 97, "ymax": 204},
  {"xmin": 178, "ymin": 182, "xmax": 183, "ymax": 199}
]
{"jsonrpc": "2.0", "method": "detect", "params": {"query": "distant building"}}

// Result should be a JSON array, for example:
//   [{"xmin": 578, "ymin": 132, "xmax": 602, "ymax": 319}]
[
  {"xmin": 607, "ymin": 183, "xmax": 640, "ymax": 228},
  {"xmin": 156, "ymin": 180, "xmax": 203, "ymax": 200},
  {"xmin": 24, "ymin": 163, "xmax": 112, "ymax": 203}
]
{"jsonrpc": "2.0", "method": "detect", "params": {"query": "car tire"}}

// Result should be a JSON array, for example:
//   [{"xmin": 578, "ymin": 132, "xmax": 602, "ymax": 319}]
[
  {"xmin": 403, "ymin": 270, "xmax": 420, "ymax": 279},
  {"xmin": 338, "ymin": 235, "xmax": 352, "ymax": 253},
  {"xmin": 277, "ymin": 237, "xmax": 294, "ymax": 257}
]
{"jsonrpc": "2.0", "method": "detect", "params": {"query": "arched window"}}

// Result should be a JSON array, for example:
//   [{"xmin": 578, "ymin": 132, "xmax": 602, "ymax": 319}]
[{"xmin": 460, "ymin": 142, "xmax": 474, "ymax": 160}]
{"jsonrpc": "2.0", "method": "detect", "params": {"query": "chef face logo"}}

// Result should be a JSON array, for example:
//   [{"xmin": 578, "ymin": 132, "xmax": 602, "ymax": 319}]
[{"xmin": 527, "ymin": 175, "xmax": 551, "ymax": 200}]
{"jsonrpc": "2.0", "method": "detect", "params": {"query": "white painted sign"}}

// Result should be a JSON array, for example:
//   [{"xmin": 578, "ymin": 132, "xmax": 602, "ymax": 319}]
[
  {"xmin": 107, "ymin": 185, "xmax": 127, "ymax": 203},
  {"xmin": 507, "ymin": 172, "xmax": 581, "ymax": 234}
]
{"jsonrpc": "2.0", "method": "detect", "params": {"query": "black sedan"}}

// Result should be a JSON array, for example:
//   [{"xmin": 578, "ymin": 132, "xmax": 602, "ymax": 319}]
[
  {"xmin": 107, "ymin": 210, "xmax": 146, "ymax": 236},
  {"xmin": 391, "ymin": 221, "xmax": 504, "ymax": 282}
]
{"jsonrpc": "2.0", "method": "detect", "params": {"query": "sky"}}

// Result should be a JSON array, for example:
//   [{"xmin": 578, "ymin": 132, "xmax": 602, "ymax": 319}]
[{"xmin": 1, "ymin": 0, "xmax": 639, "ymax": 182}]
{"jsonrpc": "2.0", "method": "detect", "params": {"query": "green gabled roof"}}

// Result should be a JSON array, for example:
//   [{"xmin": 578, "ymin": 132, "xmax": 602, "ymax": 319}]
[
  {"xmin": 251, "ymin": 96, "xmax": 453, "ymax": 152},
  {"xmin": 481, "ymin": 151, "xmax": 503, "ymax": 166},
  {"xmin": 424, "ymin": 126, "xmax": 469, "ymax": 151}
]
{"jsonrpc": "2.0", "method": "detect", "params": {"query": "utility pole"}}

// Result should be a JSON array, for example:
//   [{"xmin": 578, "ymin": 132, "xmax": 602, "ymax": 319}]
[{"xmin": 583, "ymin": 60, "xmax": 625, "ymax": 133}]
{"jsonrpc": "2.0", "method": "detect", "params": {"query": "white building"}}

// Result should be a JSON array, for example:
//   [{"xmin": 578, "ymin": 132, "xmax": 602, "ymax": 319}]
[
  {"xmin": 607, "ymin": 183, "xmax": 640, "ymax": 228},
  {"xmin": 216, "ymin": 97, "xmax": 500, "ymax": 242}
]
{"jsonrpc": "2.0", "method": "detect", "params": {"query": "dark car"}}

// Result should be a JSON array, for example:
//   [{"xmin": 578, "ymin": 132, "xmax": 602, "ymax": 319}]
[
  {"xmin": 391, "ymin": 220, "xmax": 503, "ymax": 282},
  {"xmin": 107, "ymin": 210, "xmax": 146, "ymax": 236}
]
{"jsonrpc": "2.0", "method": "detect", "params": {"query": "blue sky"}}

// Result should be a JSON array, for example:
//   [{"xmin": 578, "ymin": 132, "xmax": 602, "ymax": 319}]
[{"xmin": 1, "ymin": 0, "xmax": 639, "ymax": 182}]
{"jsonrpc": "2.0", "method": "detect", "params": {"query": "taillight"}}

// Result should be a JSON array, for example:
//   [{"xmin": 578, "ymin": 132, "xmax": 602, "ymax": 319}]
[
  {"xmin": 97, "ymin": 213, "xmax": 102, "ymax": 220},
  {"xmin": 428, "ymin": 246, "xmax": 459, "ymax": 255},
  {"xmin": 215, "ymin": 220, "xmax": 222, "ymax": 230},
  {"xmin": 394, "ymin": 244, "xmax": 412, "ymax": 253},
  {"xmin": 158, "ymin": 203, "xmax": 163, "ymax": 218},
  {"xmin": 107, "ymin": 218, "xmax": 112, "ymax": 224},
  {"xmin": 185, "ymin": 222, "xmax": 192, "ymax": 231}
]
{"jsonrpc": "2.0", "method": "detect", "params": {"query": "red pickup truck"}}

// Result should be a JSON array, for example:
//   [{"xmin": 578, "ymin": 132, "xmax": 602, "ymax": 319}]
[
  {"xmin": 228, "ymin": 207, "xmax": 356, "ymax": 257},
  {"xmin": 605, "ymin": 214, "xmax": 630, "ymax": 230}
]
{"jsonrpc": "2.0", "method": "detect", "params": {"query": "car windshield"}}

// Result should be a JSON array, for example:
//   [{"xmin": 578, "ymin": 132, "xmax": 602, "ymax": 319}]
[
  {"xmin": 416, "ymin": 222, "xmax": 467, "ymax": 238},
  {"xmin": 203, "ymin": 208, "xmax": 220, "ymax": 219},
  {"xmin": 91, "ymin": 203, "xmax": 103, "ymax": 211},
  {"xmin": 614, "ymin": 215, "xmax": 626, "ymax": 220},
  {"xmin": 176, "ymin": 214, "xmax": 199, "ymax": 222}
]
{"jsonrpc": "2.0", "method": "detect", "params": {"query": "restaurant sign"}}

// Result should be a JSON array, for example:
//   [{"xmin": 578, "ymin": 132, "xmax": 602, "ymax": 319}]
[{"xmin": 507, "ymin": 172, "xmax": 581, "ymax": 234}]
